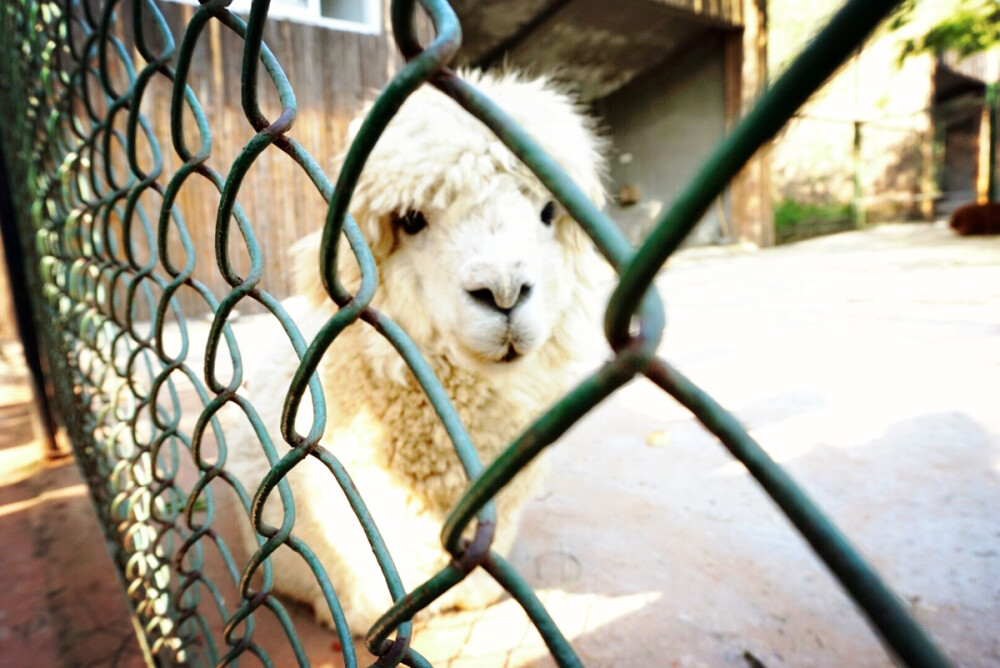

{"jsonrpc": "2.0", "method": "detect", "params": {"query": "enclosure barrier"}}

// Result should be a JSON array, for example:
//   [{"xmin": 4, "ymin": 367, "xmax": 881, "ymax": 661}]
[{"xmin": 0, "ymin": 0, "xmax": 952, "ymax": 666}]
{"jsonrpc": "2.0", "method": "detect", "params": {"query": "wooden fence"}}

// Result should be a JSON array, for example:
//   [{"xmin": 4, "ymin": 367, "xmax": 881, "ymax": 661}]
[{"xmin": 112, "ymin": 2, "xmax": 396, "ymax": 317}]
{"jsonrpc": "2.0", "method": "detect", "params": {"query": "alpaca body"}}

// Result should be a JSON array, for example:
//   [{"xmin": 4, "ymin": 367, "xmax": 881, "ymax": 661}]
[{"xmin": 229, "ymin": 305, "xmax": 563, "ymax": 631}]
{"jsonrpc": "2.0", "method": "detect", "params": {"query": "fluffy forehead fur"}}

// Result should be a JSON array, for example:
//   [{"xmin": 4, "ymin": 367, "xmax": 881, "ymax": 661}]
[{"xmin": 350, "ymin": 71, "xmax": 606, "ymax": 223}]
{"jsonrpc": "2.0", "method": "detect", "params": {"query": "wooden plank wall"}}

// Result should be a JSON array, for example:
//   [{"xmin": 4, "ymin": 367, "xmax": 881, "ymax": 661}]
[
  {"xmin": 649, "ymin": 0, "xmax": 743, "ymax": 26},
  {"xmin": 112, "ymin": 1, "xmax": 396, "ymax": 317}
]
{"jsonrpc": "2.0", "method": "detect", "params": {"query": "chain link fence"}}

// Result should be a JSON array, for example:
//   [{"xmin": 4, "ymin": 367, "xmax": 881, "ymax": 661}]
[{"xmin": 0, "ymin": 0, "xmax": 951, "ymax": 666}]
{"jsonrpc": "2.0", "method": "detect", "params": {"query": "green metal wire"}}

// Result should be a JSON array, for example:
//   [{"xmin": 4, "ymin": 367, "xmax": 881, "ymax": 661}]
[{"xmin": 0, "ymin": 0, "xmax": 953, "ymax": 666}]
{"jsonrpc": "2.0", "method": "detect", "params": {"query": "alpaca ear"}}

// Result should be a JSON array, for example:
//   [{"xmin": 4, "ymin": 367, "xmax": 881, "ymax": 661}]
[
  {"xmin": 290, "ymin": 211, "xmax": 392, "ymax": 307},
  {"xmin": 290, "ymin": 231, "xmax": 329, "ymax": 307},
  {"xmin": 290, "ymin": 229, "xmax": 370, "ymax": 307}
]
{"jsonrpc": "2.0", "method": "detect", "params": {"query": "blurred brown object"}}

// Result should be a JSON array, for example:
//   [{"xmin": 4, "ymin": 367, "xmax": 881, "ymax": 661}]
[
  {"xmin": 618, "ymin": 184, "xmax": 640, "ymax": 206},
  {"xmin": 949, "ymin": 202, "xmax": 1000, "ymax": 235}
]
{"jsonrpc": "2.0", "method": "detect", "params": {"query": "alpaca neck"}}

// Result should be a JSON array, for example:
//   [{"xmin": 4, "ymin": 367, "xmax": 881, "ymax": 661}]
[{"xmin": 321, "ymin": 324, "xmax": 567, "ymax": 514}]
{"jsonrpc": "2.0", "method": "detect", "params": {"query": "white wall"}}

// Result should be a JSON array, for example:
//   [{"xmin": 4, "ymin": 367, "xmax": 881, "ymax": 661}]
[{"xmin": 598, "ymin": 34, "xmax": 728, "ymax": 246}]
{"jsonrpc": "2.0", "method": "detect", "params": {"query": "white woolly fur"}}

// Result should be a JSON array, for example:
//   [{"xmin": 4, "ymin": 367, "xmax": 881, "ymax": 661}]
[{"xmin": 226, "ymin": 70, "xmax": 608, "ymax": 636}]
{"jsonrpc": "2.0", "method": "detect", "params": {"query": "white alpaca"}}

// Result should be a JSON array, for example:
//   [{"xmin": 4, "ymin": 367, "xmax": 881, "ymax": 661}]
[{"xmin": 227, "ymin": 71, "xmax": 607, "ymax": 636}]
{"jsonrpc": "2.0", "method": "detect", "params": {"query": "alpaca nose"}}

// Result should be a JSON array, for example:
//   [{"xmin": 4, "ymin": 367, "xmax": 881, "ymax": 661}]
[{"xmin": 465, "ymin": 275, "xmax": 533, "ymax": 314}]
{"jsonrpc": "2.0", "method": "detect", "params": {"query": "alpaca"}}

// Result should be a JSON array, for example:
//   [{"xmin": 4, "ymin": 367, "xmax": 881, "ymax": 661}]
[{"xmin": 226, "ymin": 71, "xmax": 607, "ymax": 637}]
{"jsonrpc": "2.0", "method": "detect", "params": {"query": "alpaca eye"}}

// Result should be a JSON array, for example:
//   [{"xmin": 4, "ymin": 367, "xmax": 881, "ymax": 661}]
[
  {"xmin": 395, "ymin": 210, "xmax": 427, "ymax": 235},
  {"xmin": 540, "ymin": 201, "xmax": 556, "ymax": 226}
]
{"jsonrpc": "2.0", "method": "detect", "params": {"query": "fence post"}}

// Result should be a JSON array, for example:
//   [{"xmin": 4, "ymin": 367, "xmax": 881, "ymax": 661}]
[
  {"xmin": 851, "ymin": 119, "xmax": 865, "ymax": 227},
  {"xmin": 0, "ymin": 141, "xmax": 62, "ymax": 459},
  {"xmin": 987, "ymin": 81, "xmax": 997, "ymax": 204}
]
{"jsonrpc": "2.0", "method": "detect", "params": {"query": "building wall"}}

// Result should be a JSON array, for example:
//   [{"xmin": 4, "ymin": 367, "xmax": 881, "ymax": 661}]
[
  {"xmin": 768, "ymin": 0, "xmax": 938, "ymax": 223},
  {"xmin": 770, "ymin": 49, "xmax": 935, "ymax": 221},
  {"xmin": 727, "ymin": 0, "xmax": 772, "ymax": 247},
  {"xmin": 938, "ymin": 96, "xmax": 982, "ymax": 210},
  {"xmin": 597, "ymin": 35, "xmax": 729, "ymax": 246},
  {"xmin": 451, "ymin": 0, "xmax": 771, "ymax": 248}
]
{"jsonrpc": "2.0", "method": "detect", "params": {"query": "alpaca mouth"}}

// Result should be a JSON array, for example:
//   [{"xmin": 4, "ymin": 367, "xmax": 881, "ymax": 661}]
[
  {"xmin": 460, "ymin": 326, "xmax": 534, "ymax": 365},
  {"xmin": 500, "ymin": 345, "xmax": 521, "ymax": 363}
]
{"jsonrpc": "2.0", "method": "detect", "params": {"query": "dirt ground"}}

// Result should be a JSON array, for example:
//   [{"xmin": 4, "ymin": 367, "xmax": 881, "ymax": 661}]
[{"xmin": 0, "ymin": 221, "xmax": 997, "ymax": 667}]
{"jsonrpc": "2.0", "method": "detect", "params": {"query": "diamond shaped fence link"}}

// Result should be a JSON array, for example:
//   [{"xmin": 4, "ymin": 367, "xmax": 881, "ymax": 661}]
[{"xmin": 0, "ymin": 0, "xmax": 952, "ymax": 666}]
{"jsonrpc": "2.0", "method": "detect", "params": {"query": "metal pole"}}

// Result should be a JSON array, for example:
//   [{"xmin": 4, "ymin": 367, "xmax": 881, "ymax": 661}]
[
  {"xmin": 987, "ymin": 81, "xmax": 997, "ymax": 204},
  {"xmin": 852, "ymin": 119, "xmax": 865, "ymax": 227},
  {"xmin": 0, "ymin": 140, "xmax": 62, "ymax": 458}
]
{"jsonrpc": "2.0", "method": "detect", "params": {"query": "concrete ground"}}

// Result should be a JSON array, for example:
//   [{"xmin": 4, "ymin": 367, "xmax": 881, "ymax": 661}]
[
  {"xmin": 0, "ymin": 221, "xmax": 997, "ymax": 667},
  {"xmin": 0, "ymin": 346, "xmax": 147, "ymax": 667}
]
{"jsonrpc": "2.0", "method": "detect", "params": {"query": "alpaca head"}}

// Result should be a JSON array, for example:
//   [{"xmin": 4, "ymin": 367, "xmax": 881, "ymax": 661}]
[{"xmin": 300, "ymin": 71, "xmax": 607, "ymax": 375}]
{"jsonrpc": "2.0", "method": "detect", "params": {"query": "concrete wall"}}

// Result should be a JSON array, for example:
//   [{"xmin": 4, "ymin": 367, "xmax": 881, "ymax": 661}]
[
  {"xmin": 768, "ymin": 0, "xmax": 937, "ymax": 223},
  {"xmin": 597, "ymin": 34, "xmax": 728, "ymax": 246}
]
